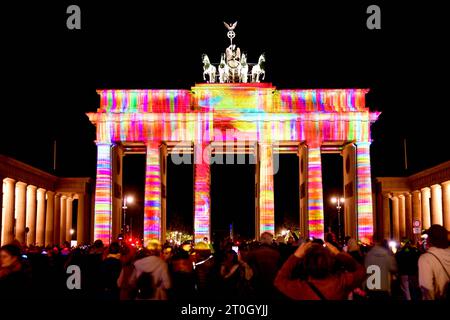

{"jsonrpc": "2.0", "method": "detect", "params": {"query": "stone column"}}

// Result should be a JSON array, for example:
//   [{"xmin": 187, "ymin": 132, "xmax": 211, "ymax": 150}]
[
  {"xmin": 60, "ymin": 195, "xmax": 67, "ymax": 244},
  {"xmin": 342, "ymin": 143, "xmax": 357, "ymax": 240},
  {"xmin": 398, "ymin": 194, "xmax": 406, "ymax": 238},
  {"xmin": 430, "ymin": 184, "xmax": 443, "ymax": 226},
  {"xmin": 93, "ymin": 142, "xmax": 113, "ymax": 245},
  {"xmin": 391, "ymin": 196, "xmax": 400, "ymax": 240},
  {"xmin": 160, "ymin": 144, "xmax": 168, "ymax": 243},
  {"xmin": 111, "ymin": 145, "xmax": 124, "ymax": 243},
  {"xmin": 76, "ymin": 193, "xmax": 85, "ymax": 244},
  {"xmin": 421, "ymin": 187, "xmax": 431, "ymax": 229},
  {"xmin": 405, "ymin": 193, "xmax": 413, "ymax": 239},
  {"xmin": 382, "ymin": 193, "xmax": 391, "ymax": 240},
  {"xmin": 307, "ymin": 144, "xmax": 324, "ymax": 239},
  {"xmin": 66, "ymin": 197, "xmax": 73, "ymax": 242},
  {"xmin": 355, "ymin": 142, "xmax": 374, "ymax": 244},
  {"xmin": 25, "ymin": 185, "xmax": 37, "ymax": 245},
  {"xmin": 36, "ymin": 188, "xmax": 47, "ymax": 246},
  {"xmin": 442, "ymin": 181, "xmax": 450, "ymax": 230},
  {"xmin": 15, "ymin": 182, "xmax": 27, "ymax": 244},
  {"xmin": 53, "ymin": 194, "xmax": 61, "ymax": 245},
  {"xmin": 193, "ymin": 142, "xmax": 211, "ymax": 242},
  {"xmin": 144, "ymin": 142, "xmax": 163, "ymax": 243},
  {"xmin": 45, "ymin": 191, "xmax": 55, "ymax": 246},
  {"xmin": 1, "ymin": 178, "xmax": 16, "ymax": 245},
  {"xmin": 412, "ymin": 190, "xmax": 422, "ymax": 226},
  {"xmin": 298, "ymin": 144, "xmax": 308, "ymax": 239}
]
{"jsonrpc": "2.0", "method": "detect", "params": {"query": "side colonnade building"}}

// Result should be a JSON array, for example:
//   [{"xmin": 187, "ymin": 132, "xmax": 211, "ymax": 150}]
[
  {"xmin": 0, "ymin": 154, "xmax": 93, "ymax": 246},
  {"xmin": 375, "ymin": 160, "xmax": 450, "ymax": 241}
]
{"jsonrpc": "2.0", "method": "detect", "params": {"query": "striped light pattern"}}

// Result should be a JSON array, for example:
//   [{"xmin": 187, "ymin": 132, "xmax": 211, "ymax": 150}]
[
  {"xmin": 93, "ymin": 143, "xmax": 113, "ymax": 244},
  {"xmin": 194, "ymin": 143, "xmax": 211, "ymax": 242},
  {"xmin": 143, "ymin": 143, "xmax": 162, "ymax": 242},
  {"xmin": 98, "ymin": 89, "xmax": 191, "ymax": 113},
  {"xmin": 307, "ymin": 145, "xmax": 324, "ymax": 239},
  {"xmin": 259, "ymin": 143, "xmax": 275, "ymax": 235},
  {"xmin": 356, "ymin": 142, "xmax": 374, "ymax": 244},
  {"xmin": 90, "ymin": 84, "xmax": 379, "ymax": 244},
  {"xmin": 88, "ymin": 112, "xmax": 376, "ymax": 144},
  {"xmin": 278, "ymin": 89, "xmax": 368, "ymax": 112}
]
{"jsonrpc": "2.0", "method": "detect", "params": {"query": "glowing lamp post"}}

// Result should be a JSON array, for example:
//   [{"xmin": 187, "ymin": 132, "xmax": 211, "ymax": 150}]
[
  {"xmin": 122, "ymin": 195, "xmax": 134, "ymax": 235},
  {"xmin": 331, "ymin": 196, "xmax": 345, "ymax": 242}
]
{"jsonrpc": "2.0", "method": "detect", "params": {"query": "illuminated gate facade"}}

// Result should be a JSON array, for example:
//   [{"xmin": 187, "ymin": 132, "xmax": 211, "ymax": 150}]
[{"xmin": 87, "ymin": 83, "xmax": 379, "ymax": 244}]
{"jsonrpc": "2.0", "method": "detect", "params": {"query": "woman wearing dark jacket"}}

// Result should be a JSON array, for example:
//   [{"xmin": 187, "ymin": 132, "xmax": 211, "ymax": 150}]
[{"xmin": 0, "ymin": 244, "xmax": 31, "ymax": 299}]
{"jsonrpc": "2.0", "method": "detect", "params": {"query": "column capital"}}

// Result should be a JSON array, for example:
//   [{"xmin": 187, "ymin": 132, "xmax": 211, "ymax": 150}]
[
  {"xmin": 27, "ymin": 184, "xmax": 37, "ymax": 191},
  {"xmin": 75, "ymin": 193, "xmax": 84, "ymax": 200},
  {"xmin": 46, "ymin": 190, "xmax": 55, "ymax": 196},
  {"xmin": 3, "ymin": 177, "xmax": 16, "ymax": 184},
  {"xmin": 354, "ymin": 141, "xmax": 372, "ymax": 146},
  {"xmin": 398, "ymin": 194, "xmax": 405, "ymax": 199},
  {"xmin": 412, "ymin": 189, "xmax": 421, "ymax": 195},
  {"xmin": 61, "ymin": 195, "xmax": 68, "ymax": 200},
  {"xmin": 430, "ymin": 184, "xmax": 442, "ymax": 190},
  {"xmin": 95, "ymin": 141, "xmax": 113, "ymax": 146},
  {"xmin": 441, "ymin": 180, "xmax": 450, "ymax": 187},
  {"xmin": 37, "ymin": 187, "xmax": 47, "ymax": 194},
  {"xmin": 306, "ymin": 140, "xmax": 322, "ymax": 149},
  {"xmin": 421, "ymin": 187, "xmax": 431, "ymax": 193},
  {"xmin": 382, "ymin": 192, "xmax": 391, "ymax": 199},
  {"xmin": 146, "ymin": 140, "xmax": 163, "ymax": 147},
  {"xmin": 15, "ymin": 181, "xmax": 27, "ymax": 188}
]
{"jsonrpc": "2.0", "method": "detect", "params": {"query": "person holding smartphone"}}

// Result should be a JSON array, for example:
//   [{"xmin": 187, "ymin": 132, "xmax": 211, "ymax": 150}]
[{"xmin": 274, "ymin": 241, "xmax": 365, "ymax": 300}]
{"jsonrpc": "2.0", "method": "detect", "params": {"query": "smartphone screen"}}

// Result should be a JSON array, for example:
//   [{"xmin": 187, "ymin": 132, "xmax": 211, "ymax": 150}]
[{"xmin": 232, "ymin": 246, "xmax": 239, "ymax": 254}]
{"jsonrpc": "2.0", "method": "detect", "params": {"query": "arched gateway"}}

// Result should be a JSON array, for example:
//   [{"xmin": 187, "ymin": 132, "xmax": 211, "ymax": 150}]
[{"xmin": 87, "ymin": 24, "xmax": 379, "ymax": 245}]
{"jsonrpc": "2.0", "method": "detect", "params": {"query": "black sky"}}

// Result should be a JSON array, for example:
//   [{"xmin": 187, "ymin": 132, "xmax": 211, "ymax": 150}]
[{"xmin": 2, "ymin": 1, "xmax": 449, "ymax": 236}]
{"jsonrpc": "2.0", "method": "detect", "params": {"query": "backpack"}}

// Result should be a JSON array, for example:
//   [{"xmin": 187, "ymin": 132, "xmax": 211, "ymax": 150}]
[{"xmin": 136, "ymin": 272, "xmax": 155, "ymax": 299}]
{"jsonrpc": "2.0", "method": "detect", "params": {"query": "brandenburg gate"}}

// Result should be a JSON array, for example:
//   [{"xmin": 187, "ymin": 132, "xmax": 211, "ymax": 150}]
[
  {"xmin": 87, "ymin": 23, "xmax": 379, "ymax": 245},
  {"xmin": 87, "ymin": 83, "xmax": 379, "ymax": 245}
]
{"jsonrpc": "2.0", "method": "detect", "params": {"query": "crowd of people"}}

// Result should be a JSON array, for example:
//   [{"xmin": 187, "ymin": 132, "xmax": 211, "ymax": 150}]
[{"xmin": 0, "ymin": 224, "xmax": 449, "ymax": 300}]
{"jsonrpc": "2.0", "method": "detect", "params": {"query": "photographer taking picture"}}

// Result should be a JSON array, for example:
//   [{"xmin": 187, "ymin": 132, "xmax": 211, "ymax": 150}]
[{"xmin": 274, "ymin": 240, "xmax": 365, "ymax": 300}]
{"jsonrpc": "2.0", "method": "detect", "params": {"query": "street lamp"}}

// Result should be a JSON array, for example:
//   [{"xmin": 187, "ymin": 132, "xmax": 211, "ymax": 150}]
[
  {"xmin": 122, "ymin": 195, "xmax": 134, "ymax": 235},
  {"xmin": 331, "ymin": 196, "xmax": 345, "ymax": 242}
]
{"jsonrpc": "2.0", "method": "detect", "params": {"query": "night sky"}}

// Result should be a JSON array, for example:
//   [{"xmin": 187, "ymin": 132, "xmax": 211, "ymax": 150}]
[{"xmin": 2, "ymin": 1, "xmax": 449, "ymax": 238}]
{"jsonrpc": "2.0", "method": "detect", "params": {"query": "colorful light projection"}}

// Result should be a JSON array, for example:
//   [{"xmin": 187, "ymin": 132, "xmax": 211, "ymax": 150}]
[
  {"xmin": 259, "ymin": 143, "xmax": 275, "ymax": 235},
  {"xmin": 307, "ymin": 145, "xmax": 325, "ymax": 239},
  {"xmin": 93, "ymin": 143, "xmax": 113, "ymax": 244},
  {"xmin": 356, "ymin": 142, "xmax": 374, "ymax": 244},
  {"xmin": 89, "ymin": 111, "xmax": 375, "ymax": 145},
  {"xmin": 194, "ymin": 143, "xmax": 211, "ymax": 242},
  {"xmin": 278, "ymin": 89, "xmax": 368, "ymax": 112},
  {"xmin": 143, "ymin": 143, "xmax": 162, "ymax": 242},
  {"xmin": 90, "ymin": 84, "xmax": 379, "ymax": 244},
  {"xmin": 98, "ymin": 89, "xmax": 191, "ymax": 113}
]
